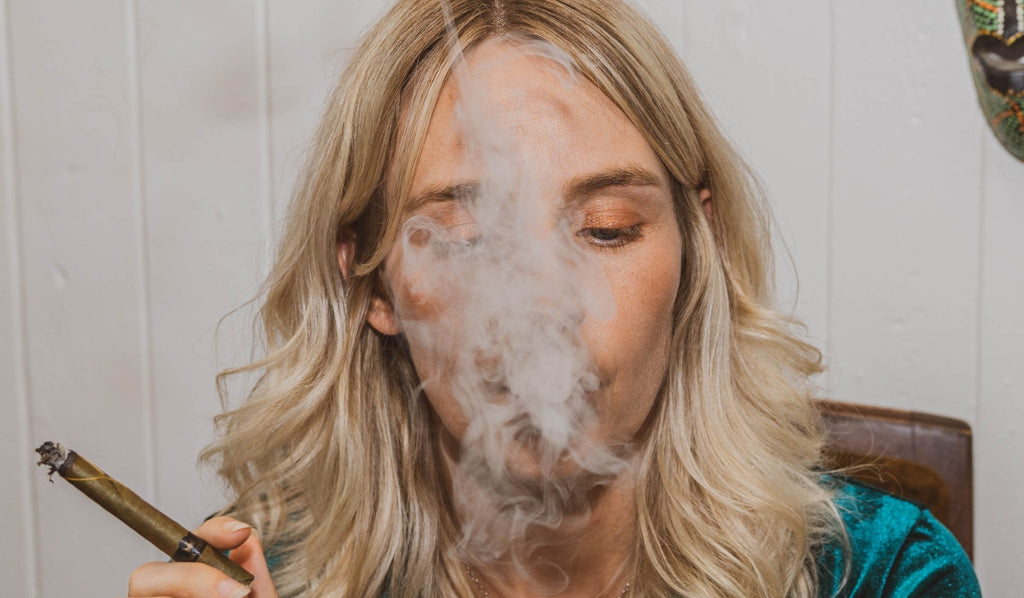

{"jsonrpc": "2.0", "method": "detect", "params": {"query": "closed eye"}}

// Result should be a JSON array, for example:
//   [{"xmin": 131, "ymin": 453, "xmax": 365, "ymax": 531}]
[{"xmin": 578, "ymin": 225, "xmax": 643, "ymax": 248}]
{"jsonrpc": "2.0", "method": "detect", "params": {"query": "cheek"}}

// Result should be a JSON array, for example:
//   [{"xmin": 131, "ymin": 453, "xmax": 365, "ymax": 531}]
[
  {"xmin": 387, "ymin": 251, "xmax": 443, "ymax": 323},
  {"xmin": 386, "ymin": 241, "xmax": 470, "ymax": 326},
  {"xmin": 586, "ymin": 238, "xmax": 682, "ymax": 428},
  {"xmin": 384, "ymin": 254, "xmax": 472, "ymax": 438},
  {"xmin": 608, "ymin": 259, "xmax": 679, "ymax": 371},
  {"xmin": 392, "ymin": 277, "xmax": 444, "ymax": 322}
]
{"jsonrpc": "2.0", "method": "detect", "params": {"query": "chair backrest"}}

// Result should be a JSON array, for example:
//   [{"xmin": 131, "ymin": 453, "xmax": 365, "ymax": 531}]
[{"xmin": 816, "ymin": 400, "xmax": 974, "ymax": 560}]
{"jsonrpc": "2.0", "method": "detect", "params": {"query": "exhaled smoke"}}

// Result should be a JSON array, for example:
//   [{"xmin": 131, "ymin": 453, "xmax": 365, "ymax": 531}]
[{"xmin": 395, "ymin": 35, "xmax": 631, "ymax": 581}]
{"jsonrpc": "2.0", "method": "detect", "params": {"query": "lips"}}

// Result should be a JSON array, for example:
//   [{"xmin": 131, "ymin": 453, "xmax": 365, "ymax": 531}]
[{"xmin": 971, "ymin": 34, "xmax": 1024, "ymax": 94}]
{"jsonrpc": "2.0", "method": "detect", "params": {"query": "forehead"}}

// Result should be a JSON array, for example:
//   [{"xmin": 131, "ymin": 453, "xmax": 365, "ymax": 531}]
[
  {"xmin": 442, "ymin": 38, "xmax": 588, "ymax": 117},
  {"xmin": 409, "ymin": 37, "xmax": 664, "ymax": 193}
]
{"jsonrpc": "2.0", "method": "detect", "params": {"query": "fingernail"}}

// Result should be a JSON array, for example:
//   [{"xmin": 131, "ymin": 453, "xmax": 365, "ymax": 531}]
[
  {"xmin": 223, "ymin": 520, "xmax": 252, "ymax": 533},
  {"xmin": 218, "ymin": 579, "xmax": 250, "ymax": 598}
]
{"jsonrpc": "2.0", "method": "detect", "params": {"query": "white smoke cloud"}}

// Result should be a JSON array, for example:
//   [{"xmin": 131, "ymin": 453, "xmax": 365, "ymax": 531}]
[{"xmin": 393, "ymin": 32, "xmax": 633, "ymax": 583}]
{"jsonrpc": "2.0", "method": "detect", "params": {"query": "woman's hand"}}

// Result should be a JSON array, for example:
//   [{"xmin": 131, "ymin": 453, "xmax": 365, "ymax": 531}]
[{"xmin": 124, "ymin": 516, "xmax": 279, "ymax": 598}]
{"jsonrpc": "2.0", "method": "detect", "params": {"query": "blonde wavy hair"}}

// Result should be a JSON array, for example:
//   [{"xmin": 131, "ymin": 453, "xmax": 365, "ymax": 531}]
[{"xmin": 202, "ymin": 0, "xmax": 844, "ymax": 596}]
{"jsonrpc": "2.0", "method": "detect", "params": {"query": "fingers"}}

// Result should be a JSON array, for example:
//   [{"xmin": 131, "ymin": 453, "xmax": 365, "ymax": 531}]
[
  {"xmin": 125, "ymin": 516, "xmax": 282, "ymax": 598},
  {"xmin": 127, "ymin": 561, "xmax": 250, "ymax": 598},
  {"xmin": 225, "ymin": 527, "xmax": 278, "ymax": 597},
  {"xmin": 192, "ymin": 516, "xmax": 256, "ymax": 551}
]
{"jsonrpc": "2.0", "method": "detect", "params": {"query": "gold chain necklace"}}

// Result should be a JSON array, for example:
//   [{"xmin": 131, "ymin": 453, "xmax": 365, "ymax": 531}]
[{"xmin": 464, "ymin": 565, "xmax": 631, "ymax": 598}]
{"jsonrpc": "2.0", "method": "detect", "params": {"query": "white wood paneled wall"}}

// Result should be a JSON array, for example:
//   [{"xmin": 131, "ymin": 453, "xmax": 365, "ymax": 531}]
[{"xmin": 1, "ymin": 1, "xmax": 1019, "ymax": 596}]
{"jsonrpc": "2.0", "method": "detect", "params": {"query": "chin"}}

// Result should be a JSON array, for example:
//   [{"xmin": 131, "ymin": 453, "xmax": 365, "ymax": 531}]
[
  {"xmin": 471, "ymin": 421, "xmax": 632, "ymax": 490},
  {"xmin": 501, "ymin": 433, "xmax": 581, "ymax": 480}
]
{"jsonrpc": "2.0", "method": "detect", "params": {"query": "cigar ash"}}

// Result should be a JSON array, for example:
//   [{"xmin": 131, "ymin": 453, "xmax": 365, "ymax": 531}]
[{"xmin": 35, "ymin": 441, "xmax": 73, "ymax": 480}]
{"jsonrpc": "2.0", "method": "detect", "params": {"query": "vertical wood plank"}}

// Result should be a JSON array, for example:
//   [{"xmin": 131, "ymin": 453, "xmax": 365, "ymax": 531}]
[
  {"xmin": 830, "ymin": 1, "xmax": 981, "ymax": 422},
  {"xmin": 266, "ymin": 1, "xmax": 386, "ymax": 224},
  {"xmin": 0, "ymin": 0, "xmax": 36, "ymax": 594},
  {"xmin": 8, "ymin": 1, "xmax": 150, "ymax": 595},
  {"xmin": 136, "ymin": 0, "xmax": 269, "ymax": 526},
  {"xmin": 974, "ymin": 134, "xmax": 1024, "ymax": 596},
  {"xmin": 675, "ymin": 1, "xmax": 832, "ymax": 355}
]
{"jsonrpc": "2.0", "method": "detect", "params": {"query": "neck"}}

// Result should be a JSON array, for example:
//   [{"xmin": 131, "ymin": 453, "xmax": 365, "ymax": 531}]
[{"xmin": 442, "ymin": 434, "xmax": 637, "ymax": 597}]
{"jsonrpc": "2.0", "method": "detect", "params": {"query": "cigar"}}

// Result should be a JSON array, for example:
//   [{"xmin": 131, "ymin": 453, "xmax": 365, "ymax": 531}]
[{"xmin": 35, "ymin": 441, "xmax": 254, "ymax": 586}]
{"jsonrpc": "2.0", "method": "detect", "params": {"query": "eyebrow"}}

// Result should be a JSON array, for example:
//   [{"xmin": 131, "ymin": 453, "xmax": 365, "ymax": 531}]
[
  {"xmin": 562, "ymin": 166, "xmax": 665, "ymax": 204},
  {"xmin": 405, "ymin": 166, "xmax": 664, "ymax": 210},
  {"xmin": 406, "ymin": 181, "xmax": 480, "ymax": 210}
]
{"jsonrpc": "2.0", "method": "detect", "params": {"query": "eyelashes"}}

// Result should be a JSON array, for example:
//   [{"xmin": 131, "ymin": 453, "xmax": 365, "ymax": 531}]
[
  {"xmin": 429, "ymin": 223, "xmax": 645, "ymax": 253},
  {"xmin": 577, "ymin": 225, "xmax": 643, "ymax": 249},
  {"xmin": 407, "ymin": 202, "xmax": 646, "ymax": 253}
]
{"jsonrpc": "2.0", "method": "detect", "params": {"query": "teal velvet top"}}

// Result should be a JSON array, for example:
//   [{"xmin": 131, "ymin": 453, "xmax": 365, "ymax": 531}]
[
  {"xmin": 267, "ymin": 480, "xmax": 980, "ymax": 597},
  {"xmin": 819, "ymin": 481, "xmax": 978, "ymax": 598},
  {"xmin": 817, "ymin": 480, "xmax": 979, "ymax": 597}
]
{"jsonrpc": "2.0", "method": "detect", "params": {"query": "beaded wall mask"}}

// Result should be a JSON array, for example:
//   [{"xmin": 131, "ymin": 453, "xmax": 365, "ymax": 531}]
[{"xmin": 957, "ymin": 0, "xmax": 1024, "ymax": 161}]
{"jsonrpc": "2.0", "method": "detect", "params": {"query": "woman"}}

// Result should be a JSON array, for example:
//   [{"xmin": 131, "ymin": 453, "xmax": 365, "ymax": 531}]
[{"xmin": 126, "ymin": 1, "xmax": 979, "ymax": 597}]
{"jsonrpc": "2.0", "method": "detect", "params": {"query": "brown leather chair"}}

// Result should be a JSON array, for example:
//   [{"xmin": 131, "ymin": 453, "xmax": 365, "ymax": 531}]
[{"xmin": 817, "ymin": 400, "xmax": 974, "ymax": 560}]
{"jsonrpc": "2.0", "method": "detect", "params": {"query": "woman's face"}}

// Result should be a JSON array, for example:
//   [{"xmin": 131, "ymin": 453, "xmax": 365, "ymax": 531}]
[{"xmin": 365, "ymin": 39, "xmax": 683, "ymax": 479}]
